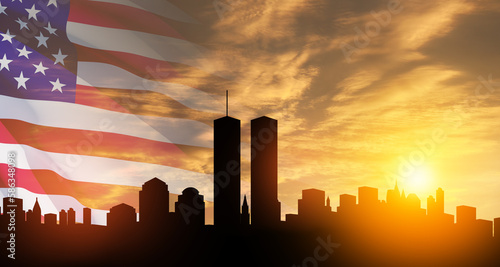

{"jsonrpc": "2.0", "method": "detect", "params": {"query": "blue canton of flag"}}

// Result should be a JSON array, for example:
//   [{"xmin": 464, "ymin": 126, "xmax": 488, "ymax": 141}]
[{"xmin": 0, "ymin": 0, "xmax": 77, "ymax": 103}]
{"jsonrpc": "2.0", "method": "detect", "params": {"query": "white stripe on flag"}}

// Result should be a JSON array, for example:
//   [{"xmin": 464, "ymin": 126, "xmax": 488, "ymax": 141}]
[
  {"xmin": 0, "ymin": 95, "xmax": 213, "ymax": 148},
  {"xmin": 77, "ymin": 62, "xmax": 224, "ymax": 114},
  {"xmin": 0, "ymin": 143, "xmax": 213, "ymax": 198},
  {"xmin": 67, "ymin": 22, "xmax": 216, "ymax": 74},
  {"xmin": 0, "ymin": 187, "xmax": 109, "ymax": 226}
]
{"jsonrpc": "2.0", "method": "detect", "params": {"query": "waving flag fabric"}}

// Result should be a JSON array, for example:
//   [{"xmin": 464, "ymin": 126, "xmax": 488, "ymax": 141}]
[{"xmin": 0, "ymin": 0, "xmax": 222, "ymax": 225}]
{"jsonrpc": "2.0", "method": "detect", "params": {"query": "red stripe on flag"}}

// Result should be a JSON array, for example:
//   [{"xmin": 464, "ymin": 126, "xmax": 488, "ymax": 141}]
[
  {"xmin": 75, "ymin": 84, "xmax": 131, "ymax": 113},
  {"xmin": 68, "ymin": 0, "xmax": 185, "ymax": 40},
  {"xmin": 74, "ymin": 44, "xmax": 181, "ymax": 82},
  {"xmin": 0, "ymin": 119, "xmax": 207, "ymax": 172},
  {"xmin": 0, "ymin": 120, "xmax": 18, "ymax": 144},
  {"xmin": 0, "ymin": 164, "xmax": 140, "ymax": 210}
]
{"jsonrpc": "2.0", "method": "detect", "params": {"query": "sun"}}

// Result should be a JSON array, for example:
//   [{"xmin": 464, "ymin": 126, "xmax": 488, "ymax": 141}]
[{"xmin": 406, "ymin": 165, "xmax": 433, "ymax": 195}]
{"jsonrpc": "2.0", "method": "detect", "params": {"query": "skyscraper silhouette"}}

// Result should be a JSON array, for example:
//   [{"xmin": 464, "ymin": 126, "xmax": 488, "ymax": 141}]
[
  {"xmin": 358, "ymin": 186, "xmax": 378, "ymax": 207},
  {"xmin": 83, "ymin": 207, "xmax": 92, "ymax": 226},
  {"xmin": 337, "ymin": 194, "xmax": 356, "ymax": 214},
  {"xmin": 214, "ymin": 115, "xmax": 241, "ymax": 227},
  {"xmin": 33, "ymin": 197, "xmax": 41, "ymax": 224},
  {"xmin": 26, "ymin": 209, "xmax": 33, "ymax": 223},
  {"xmin": 494, "ymin": 218, "xmax": 500, "ymax": 240},
  {"xmin": 241, "ymin": 195, "xmax": 250, "ymax": 226},
  {"xmin": 436, "ymin": 187, "xmax": 444, "ymax": 214},
  {"xmin": 251, "ymin": 116, "xmax": 281, "ymax": 227},
  {"xmin": 427, "ymin": 195, "xmax": 436, "ymax": 216},
  {"xmin": 60, "ymin": 209, "xmax": 67, "ymax": 226},
  {"xmin": 139, "ymin": 177, "xmax": 170, "ymax": 227},
  {"xmin": 457, "ymin": 205, "xmax": 476, "ymax": 225},
  {"xmin": 68, "ymin": 208, "xmax": 76, "ymax": 226},
  {"xmin": 298, "ymin": 189, "xmax": 328, "ymax": 217},
  {"xmin": 386, "ymin": 181, "xmax": 402, "ymax": 206}
]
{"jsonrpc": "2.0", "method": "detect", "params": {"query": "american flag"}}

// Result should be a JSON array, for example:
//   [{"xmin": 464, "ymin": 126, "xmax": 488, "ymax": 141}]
[{"xmin": 0, "ymin": 0, "xmax": 225, "ymax": 225}]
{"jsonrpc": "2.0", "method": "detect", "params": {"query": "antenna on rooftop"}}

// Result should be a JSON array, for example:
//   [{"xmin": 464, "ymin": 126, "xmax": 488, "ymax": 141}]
[{"xmin": 226, "ymin": 90, "xmax": 228, "ymax": 116}]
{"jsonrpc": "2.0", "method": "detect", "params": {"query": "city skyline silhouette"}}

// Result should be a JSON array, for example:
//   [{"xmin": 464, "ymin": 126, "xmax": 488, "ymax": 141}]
[
  {"xmin": 2, "ymin": 0, "xmax": 500, "ymax": 266},
  {"xmin": 2, "ymin": 114, "xmax": 500, "ymax": 267}
]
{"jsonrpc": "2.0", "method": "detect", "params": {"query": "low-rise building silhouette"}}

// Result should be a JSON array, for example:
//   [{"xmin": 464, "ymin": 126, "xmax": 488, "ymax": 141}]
[
  {"xmin": 175, "ymin": 187, "xmax": 205, "ymax": 227},
  {"xmin": 45, "ymin": 213, "xmax": 57, "ymax": 226},
  {"xmin": 108, "ymin": 203, "xmax": 136, "ymax": 228}
]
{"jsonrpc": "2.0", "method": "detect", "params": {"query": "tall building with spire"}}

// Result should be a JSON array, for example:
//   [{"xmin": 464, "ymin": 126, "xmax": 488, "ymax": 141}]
[
  {"xmin": 33, "ymin": 198, "xmax": 41, "ymax": 224},
  {"xmin": 241, "ymin": 195, "xmax": 250, "ymax": 226},
  {"xmin": 326, "ymin": 196, "xmax": 331, "ymax": 212},
  {"xmin": 213, "ymin": 102, "xmax": 241, "ymax": 227},
  {"xmin": 387, "ymin": 181, "xmax": 401, "ymax": 206},
  {"xmin": 251, "ymin": 116, "xmax": 281, "ymax": 227}
]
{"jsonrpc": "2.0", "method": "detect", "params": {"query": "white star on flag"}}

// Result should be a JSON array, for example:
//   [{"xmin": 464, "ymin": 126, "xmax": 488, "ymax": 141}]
[
  {"xmin": 1, "ymin": 29, "xmax": 15, "ymax": 43},
  {"xmin": 0, "ymin": 54, "xmax": 12, "ymax": 71},
  {"xmin": 0, "ymin": 3, "xmax": 7, "ymax": 15},
  {"xmin": 47, "ymin": 0, "xmax": 58, "ymax": 7},
  {"xmin": 35, "ymin": 32, "xmax": 49, "ymax": 48},
  {"xmin": 17, "ymin": 45, "xmax": 32, "ymax": 58},
  {"xmin": 50, "ymin": 78, "xmax": 66, "ymax": 93},
  {"xmin": 52, "ymin": 49, "xmax": 67, "ymax": 65},
  {"xmin": 44, "ymin": 22, "xmax": 57, "ymax": 35},
  {"xmin": 25, "ymin": 4, "xmax": 40, "ymax": 20},
  {"xmin": 14, "ymin": 71, "xmax": 29, "ymax": 89},
  {"xmin": 33, "ymin": 62, "xmax": 48, "ymax": 75},
  {"xmin": 15, "ymin": 17, "xmax": 28, "ymax": 30}
]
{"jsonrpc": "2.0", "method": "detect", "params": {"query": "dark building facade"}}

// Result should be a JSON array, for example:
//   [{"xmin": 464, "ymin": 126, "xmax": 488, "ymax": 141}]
[
  {"xmin": 241, "ymin": 195, "xmax": 250, "ymax": 226},
  {"xmin": 436, "ymin": 187, "xmax": 444, "ymax": 214},
  {"xmin": 33, "ymin": 198, "xmax": 41, "ymax": 225},
  {"xmin": 83, "ymin": 207, "xmax": 92, "ymax": 225},
  {"xmin": 175, "ymin": 187, "xmax": 205, "ymax": 227},
  {"xmin": 298, "ymin": 189, "xmax": 328, "ymax": 217},
  {"xmin": 251, "ymin": 116, "xmax": 281, "ymax": 227},
  {"xmin": 358, "ymin": 186, "xmax": 378, "ymax": 207},
  {"xmin": 45, "ymin": 213, "xmax": 57, "ymax": 226},
  {"xmin": 457, "ymin": 205, "xmax": 476, "ymax": 225},
  {"xmin": 139, "ymin": 177, "xmax": 170, "ymax": 226},
  {"xmin": 338, "ymin": 194, "xmax": 356, "ymax": 214},
  {"xmin": 108, "ymin": 203, "xmax": 136, "ymax": 228},
  {"xmin": 68, "ymin": 208, "xmax": 76, "ymax": 226},
  {"xmin": 213, "ymin": 116, "xmax": 241, "ymax": 227},
  {"xmin": 59, "ymin": 209, "xmax": 67, "ymax": 226}
]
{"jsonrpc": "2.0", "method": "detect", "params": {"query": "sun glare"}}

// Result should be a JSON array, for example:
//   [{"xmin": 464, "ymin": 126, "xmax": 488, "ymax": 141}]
[{"xmin": 406, "ymin": 165, "xmax": 433, "ymax": 195}]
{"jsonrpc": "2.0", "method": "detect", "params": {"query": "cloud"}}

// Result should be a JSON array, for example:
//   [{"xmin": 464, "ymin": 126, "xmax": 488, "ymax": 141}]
[{"xmin": 167, "ymin": 0, "xmax": 500, "ymax": 219}]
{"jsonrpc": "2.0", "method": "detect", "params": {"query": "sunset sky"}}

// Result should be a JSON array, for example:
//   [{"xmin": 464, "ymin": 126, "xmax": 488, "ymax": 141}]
[
  {"xmin": 4, "ymin": 0, "xmax": 500, "ymax": 225},
  {"xmin": 162, "ymin": 0, "xmax": 500, "ymax": 221}
]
